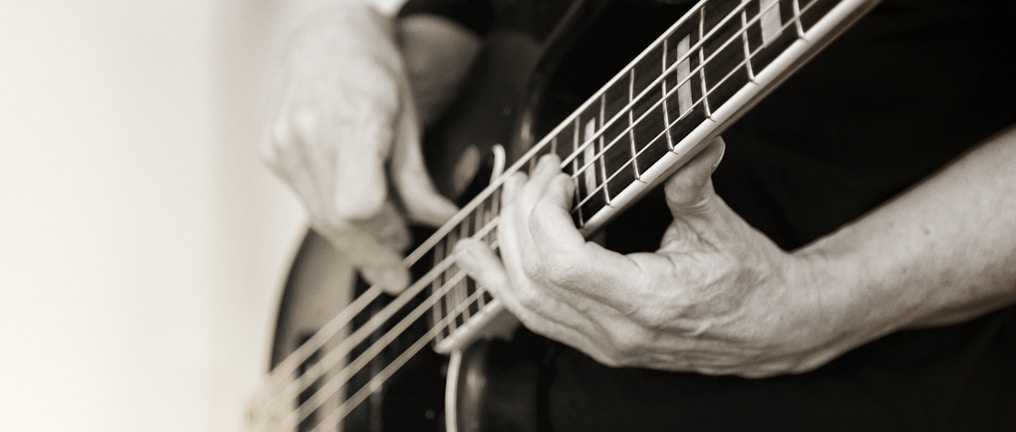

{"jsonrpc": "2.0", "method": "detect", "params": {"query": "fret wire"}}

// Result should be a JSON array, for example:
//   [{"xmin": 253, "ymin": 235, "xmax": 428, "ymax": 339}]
[
  {"xmin": 562, "ymin": 0, "xmax": 760, "ymax": 183},
  {"xmin": 661, "ymin": 35, "xmax": 675, "ymax": 150},
  {"xmin": 490, "ymin": 188, "xmax": 501, "ymax": 231},
  {"xmin": 792, "ymin": 0, "xmax": 805, "ymax": 36},
  {"xmin": 456, "ymin": 218, "xmax": 472, "ymax": 322},
  {"xmin": 559, "ymin": 0, "xmax": 751, "ymax": 171},
  {"xmin": 431, "ymin": 236, "xmax": 447, "ymax": 342},
  {"xmin": 472, "ymin": 197, "xmax": 489, "ymax": 309},
  {"xmin": 570, "ymin": 1, "xmax": 816, "ymax": 214},
  {"xmin": 741, "ymin": 8, "xmax": 756, "ymax": 81},
  {"xmin": 564, "ymin": 0, "xmax": 791, "ymax": 203},
  {"xmin": 598, "ymin": 93, "xmax": 611, "ymax": 203},
  {"xmin": 444, "ymin": 229, "xmax": 460, "ymax": 332},
  {"xmin": 571, "ymin": 116, "xmax": 585, "ymax": 225},
  {"xmin": 574, "ymin": 0, "xmax": 816, "ymax": 210},
  {"xmin": 627, "ymin": 68, "xmax": 641, "ymax": 178},
  {"xmin": 698, "ymin": 6, "xmax": 712, "ymax": 118},
  {"xmin": 445, "ymin": 242, "xmax": 502, "ymax": 329}
]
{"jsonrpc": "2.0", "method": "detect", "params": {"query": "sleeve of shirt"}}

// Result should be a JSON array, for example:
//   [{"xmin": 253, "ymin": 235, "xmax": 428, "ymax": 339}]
[{"xmin": 397, "ymin": 0, "xmax": 494, "ymax": 35}]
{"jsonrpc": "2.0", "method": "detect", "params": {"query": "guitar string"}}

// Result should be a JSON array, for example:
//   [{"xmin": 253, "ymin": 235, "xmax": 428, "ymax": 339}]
[
  {"xmin": 568, "ymin": 0, "xmax": 813, "ymax": 212},
  {"xmin": 257, "ymin": 266, "xmax": 489, "ymax": 431},
  {"xmin": 563, "ymin": 0, "xmax": 786, "ymax": 187},
  {"xmin": 557, "ymin": 0, "xmax": 757, "ymax": 170},
  {"xmin": 259, "ymin": 179, "xmax": 504, "ymax": 389},
  {"xmin": 255, "ymin": 234, "xmax": 475, "ymax": 414},
  {"xmin": 306, "ymin": 288, "xmax": 489, "ymax": 432},
  {"xmin": 260, "ymin": 0, "xmax": 821, "ymax": 415},
  {"xmin": 276, "ymin": 239, "xmax": 494, "ymax": 426},
  {"xmin": 558, "ymin": 0, "xmax": 801, "ymax": 193},
  {"xmin": 256, "ymin": 283, "xmax": 487, "ymax": 431},
  {"xmin": 273, "ymin": 264, "xmax": 480, "ymax": 428},
  {"xmin": 255, "ymin": 213, "xmax": 503, "ymax": 418}
]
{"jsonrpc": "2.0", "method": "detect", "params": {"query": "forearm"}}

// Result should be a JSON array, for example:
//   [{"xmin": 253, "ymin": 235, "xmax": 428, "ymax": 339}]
[{"xmin": 798, "ymin": 125, "xmax": 1016, "ymax": 344}]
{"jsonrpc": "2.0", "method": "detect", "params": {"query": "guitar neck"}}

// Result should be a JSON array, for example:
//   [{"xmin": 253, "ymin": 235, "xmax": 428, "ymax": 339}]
[{"xmin": 415, "ymin": 0, "xmax": 881, "ymax": 354}]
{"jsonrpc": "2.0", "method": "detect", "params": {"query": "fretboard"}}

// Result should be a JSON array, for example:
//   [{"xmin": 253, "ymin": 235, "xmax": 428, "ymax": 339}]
[{"xmin": 420, "ymin": 0, "xmax": 880, "ymax": 353}]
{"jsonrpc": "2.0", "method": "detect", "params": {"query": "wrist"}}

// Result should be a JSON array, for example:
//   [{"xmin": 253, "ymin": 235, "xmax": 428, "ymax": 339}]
[{"xmin": 791, "ymin": 233, "xmax": 918, "ymax": 355}]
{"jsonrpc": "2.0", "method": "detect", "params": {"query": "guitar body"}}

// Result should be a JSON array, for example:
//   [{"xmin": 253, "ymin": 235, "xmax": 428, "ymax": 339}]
[{"xmin": 263, "ymin": 0, "xmax": 876, "ymax": 430}]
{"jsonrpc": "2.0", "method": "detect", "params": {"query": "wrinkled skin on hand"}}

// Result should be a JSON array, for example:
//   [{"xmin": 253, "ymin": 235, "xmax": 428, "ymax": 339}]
[
  {"xmin": 263, "ymin": 3, "xmax": 458, "ymax": 292},
  {"xmin": 455, "ymin": 139, "xmax": 850, "ymax": 377}
]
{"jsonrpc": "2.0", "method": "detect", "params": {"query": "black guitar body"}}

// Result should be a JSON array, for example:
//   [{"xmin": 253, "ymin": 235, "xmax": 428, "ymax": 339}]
[{"xmin": 268, "ymin": 1, "xmax": 691, "ymax": 430}]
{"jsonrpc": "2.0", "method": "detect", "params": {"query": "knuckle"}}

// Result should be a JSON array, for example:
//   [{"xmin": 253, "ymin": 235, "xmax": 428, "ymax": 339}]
[
  {"xmin": 520, "ymin": 252, "xmax": 547, "ymax": 279},
  {"xmin": 664, "ymin": 176, "xmax": 714, "ymax": 213},
  {"xmin": 343, "ymin": 61, "xmax": 401, "ymax": 106},
  {"xmin": 602, "ymin": 326, "xmax": 639, "ymax": 357},
  {"xmin": 269, "ymin": 121, "xmax": 290, "ymax": 147},
  {"xmin": 543, "ymin": 252, "xmax": 581, "ymax": 285},
  {"xmin": 289, "ymin": 108, "xmax": 319, "ymax": 136},
  {"xmin": 263, "ymin": 122, "xmax": 298, "ymax": 170},
  {"xmin": 630, "ymin": 308, "xmax": 668, "ymax": 332},
  {"xmin": 514, "ymin": 286, "xmax": 543, "ymax": 309},
  {"xmin": 610, "ymin": 334, "xmax": 639, "ymax": 356},
  {"xmin": 260, "ymin": 137, "xmax": 280, "ymax": 167},
  {"xmin": 591, "ymin": 350, "xmax": 624, "ymax": 368}
]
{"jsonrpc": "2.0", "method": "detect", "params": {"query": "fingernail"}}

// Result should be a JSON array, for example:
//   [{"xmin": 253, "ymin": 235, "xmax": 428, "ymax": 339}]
[
  {"xmin": 379, "ymin": 269, "xmax": 409, "ymax": 294},
  {"xmin": 540, "ymin": 153, "xmax": 560, "ymax": 167},
  {"xmin": 710, "ymin": 139, "xmax": 727, "ymax": 171},
  {"xmin": 454, "ymin": 241, "xmax": 477, "ymax": 271}
]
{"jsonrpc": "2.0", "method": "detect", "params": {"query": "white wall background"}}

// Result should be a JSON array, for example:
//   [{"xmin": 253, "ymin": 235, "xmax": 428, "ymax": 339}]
[{"xmin": 0, "ymin": 0, "xmax": 398, "ymax": 430}]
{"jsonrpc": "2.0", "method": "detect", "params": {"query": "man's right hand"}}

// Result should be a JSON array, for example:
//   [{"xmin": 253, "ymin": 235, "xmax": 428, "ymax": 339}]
[{"xmin": 263, "ymin": 2, "xmax": 460, "ymax": 293}]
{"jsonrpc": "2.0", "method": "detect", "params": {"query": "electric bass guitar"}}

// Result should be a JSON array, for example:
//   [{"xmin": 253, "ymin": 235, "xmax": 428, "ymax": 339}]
[{"xmin": 249, "ymin": 0, "xmax": 879, "ymax": 430}]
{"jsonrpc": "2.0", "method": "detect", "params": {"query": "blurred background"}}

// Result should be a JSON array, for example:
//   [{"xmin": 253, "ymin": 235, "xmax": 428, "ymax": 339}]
[{"xmin": 0, "ymin": 0, "xmax": 397, "ymax": 430}]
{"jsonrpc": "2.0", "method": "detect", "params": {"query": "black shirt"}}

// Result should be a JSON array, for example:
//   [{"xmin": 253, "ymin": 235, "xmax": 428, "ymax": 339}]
[{"xmin": 403, "ymin": 0, "xmax": 1016, "ymax": 430}]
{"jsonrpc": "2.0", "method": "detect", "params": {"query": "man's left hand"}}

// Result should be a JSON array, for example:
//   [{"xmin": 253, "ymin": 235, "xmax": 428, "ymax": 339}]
[{"xmin": 455, "ymin": 138, "xmax": 849, "ymax": 377}]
